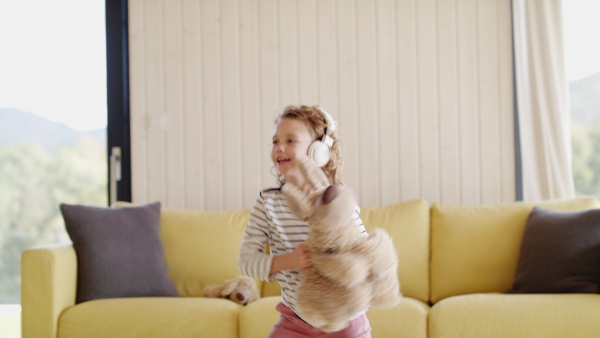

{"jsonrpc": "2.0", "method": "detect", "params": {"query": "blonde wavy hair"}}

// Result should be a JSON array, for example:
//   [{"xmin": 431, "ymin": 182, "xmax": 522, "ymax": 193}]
[{"xmin": 274, "ymin": 105, "xmax": 343, "ymax": 186}]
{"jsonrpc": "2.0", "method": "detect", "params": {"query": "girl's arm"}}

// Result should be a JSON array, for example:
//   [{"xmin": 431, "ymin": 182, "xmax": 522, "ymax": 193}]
[
  {"xmin": 265, "ymin": 203, "xmax": 362, "ymax": 276},
  {"xmin": 270, "ymin": 243, "xmax": 311, "ymax": 274},
  {"xmin": 238, "ymin": 193, "xmax": 312, "ymax": 280},
  {"xmin": 238, "ymin": 195, "xmax": 274, "ymax": 281}
]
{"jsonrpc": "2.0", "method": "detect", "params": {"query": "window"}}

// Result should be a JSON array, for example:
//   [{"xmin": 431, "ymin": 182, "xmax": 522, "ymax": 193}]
[
  {"xmin": 563, "ymin": 0, "xmax": 600, "ymax": 198},
  {"xmin": 0, "ymin": 1, "xmax": 114, "ymax": 336}
]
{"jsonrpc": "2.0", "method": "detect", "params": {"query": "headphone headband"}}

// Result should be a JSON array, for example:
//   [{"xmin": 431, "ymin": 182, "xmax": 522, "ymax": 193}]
[{"xmin": 317, "ymin": 107, "xmax": 337, "ymax": 135}]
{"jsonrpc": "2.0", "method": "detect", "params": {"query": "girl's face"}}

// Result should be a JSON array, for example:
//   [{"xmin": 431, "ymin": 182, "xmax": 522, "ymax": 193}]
[{"xmin": 271, "ymin": 118, "xmax": 314, "ymax": 182}]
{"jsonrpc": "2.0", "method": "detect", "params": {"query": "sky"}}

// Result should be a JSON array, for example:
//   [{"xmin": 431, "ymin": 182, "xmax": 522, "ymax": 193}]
[
  {"xmin": 562, "ymin": 0, "xmax": 600, "ymax": 81},
  {"xmin": 0, "ymin": 0, "xmax": 107, "ymax": 131},
  {"xmin": 0, "ymin": 0, "xmax": 598, "ymax": 131}
]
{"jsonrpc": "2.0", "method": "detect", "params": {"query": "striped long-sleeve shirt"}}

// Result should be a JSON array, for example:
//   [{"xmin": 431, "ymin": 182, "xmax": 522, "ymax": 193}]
[{"xmin": 237, "ymin": 186, "xmax": 367, "ymax": 320}]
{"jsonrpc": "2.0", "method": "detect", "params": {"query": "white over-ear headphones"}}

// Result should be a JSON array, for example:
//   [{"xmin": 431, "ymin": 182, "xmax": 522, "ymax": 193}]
[{"xmin": 308, "ymin": 107, "xmax": 337, "ymax": 167}]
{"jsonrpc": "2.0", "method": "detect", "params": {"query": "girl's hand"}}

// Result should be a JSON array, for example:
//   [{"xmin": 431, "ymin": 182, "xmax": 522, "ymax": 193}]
[
  {"xmin": 270, "ymin": 243, "xmax": 312, "ymax": 275},
  {"xmin": 293, "ymin": 243, "xmax": 312, "ymax": 269}
]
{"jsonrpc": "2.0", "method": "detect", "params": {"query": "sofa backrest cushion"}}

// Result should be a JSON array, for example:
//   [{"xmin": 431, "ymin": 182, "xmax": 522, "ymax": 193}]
[
  {"xmin": 430, "ymin": 196, "xmax": 599, "ymax": 304},
  {"xmin": 361, "ymin": 199, "xmax": 430, "ymax": 303},
  {"xmin": 160, "ymin": 208, "xmax": 254, "ymax": 297}
]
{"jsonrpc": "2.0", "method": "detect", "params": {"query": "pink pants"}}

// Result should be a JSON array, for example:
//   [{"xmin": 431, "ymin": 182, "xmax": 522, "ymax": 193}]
[{"xmin": 268, "ymin": 302, "xmax": 372, "ymax": 338}]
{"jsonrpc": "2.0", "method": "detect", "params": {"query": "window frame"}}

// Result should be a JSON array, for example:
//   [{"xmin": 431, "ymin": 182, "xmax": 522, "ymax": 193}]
[{"xmin": 105, "ymin": 0, "xmax": 131, "ymax": 203}]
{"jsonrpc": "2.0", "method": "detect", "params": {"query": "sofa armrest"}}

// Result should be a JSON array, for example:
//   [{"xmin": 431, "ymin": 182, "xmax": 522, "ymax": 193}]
[{"xmin": 21, "ymin": 243, "xmax": 77, "ymax": 338}]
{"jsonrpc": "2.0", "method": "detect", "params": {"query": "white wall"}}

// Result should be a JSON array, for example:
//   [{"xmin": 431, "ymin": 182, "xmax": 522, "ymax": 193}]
[{"xmin": 128, "ymin": 0, "xmax": 515, "ymax": 211}]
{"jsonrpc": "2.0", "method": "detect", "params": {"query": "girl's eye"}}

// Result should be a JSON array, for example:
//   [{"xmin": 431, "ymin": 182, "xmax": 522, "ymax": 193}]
[
  {"xmin": 272, "ymin": 140, "xmax": 279, "ymax": 145},
  {"xmin": 287, "ymin": 139, "xmax": 295, "ymax": 143}
]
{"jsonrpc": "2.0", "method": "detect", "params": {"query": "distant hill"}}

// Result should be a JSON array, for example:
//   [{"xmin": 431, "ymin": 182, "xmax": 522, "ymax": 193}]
[
  {"xmin": 0, "ymin": 108, "xmax": 106, "ymax": 152},
  {"xmin": 570, "ymin": 72, "xmax": 600, "ymax": 126}
]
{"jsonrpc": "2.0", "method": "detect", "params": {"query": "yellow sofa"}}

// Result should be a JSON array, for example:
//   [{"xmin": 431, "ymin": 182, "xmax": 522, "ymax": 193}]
[{"xmin": 21, "ymin": 197, "xmax": 600, "ymax": 338}]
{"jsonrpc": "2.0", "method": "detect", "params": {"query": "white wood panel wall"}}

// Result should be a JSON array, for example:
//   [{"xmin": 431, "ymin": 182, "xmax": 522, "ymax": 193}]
[{"xmin": 128, "ymin": 0, "xmax": 515, "ymax": 211}]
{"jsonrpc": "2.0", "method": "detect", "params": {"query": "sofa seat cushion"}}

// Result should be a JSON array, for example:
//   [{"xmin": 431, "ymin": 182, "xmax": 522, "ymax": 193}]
[
  {"xmin": 429, "ymin": 293, "xmax": 600, "ymax": 338},
  {"xmin": 58, "ymin": 297, "xmax": 240, "ymax": 338},
  {"xmin": 239, "ymin": 296, "xmax": 281, "ymax": 338},
  {"xmin": 366, "ymin": 297, "xmax": 429, "ymax": 338},
  {"xmin": 238, "ymin": 296, "xmax": 429, "ymax": 338}
]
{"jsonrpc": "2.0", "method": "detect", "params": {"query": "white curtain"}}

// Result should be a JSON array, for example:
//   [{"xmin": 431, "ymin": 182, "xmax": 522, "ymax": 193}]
[{"xmin": 512, "ymin": 0, "xmax": 575, "ymax": 201}]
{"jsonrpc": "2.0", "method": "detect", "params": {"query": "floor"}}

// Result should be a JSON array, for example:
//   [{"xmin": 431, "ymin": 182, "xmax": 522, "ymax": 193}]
[{"xmin": 0, "ymin": 305, "xmax": 20, "ymax": 338}]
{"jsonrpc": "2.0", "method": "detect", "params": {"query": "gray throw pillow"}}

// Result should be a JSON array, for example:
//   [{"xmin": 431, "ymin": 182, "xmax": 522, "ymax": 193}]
[
  {"xmin": 61, "ymin": 202, "xmax": 179, "ymax": 303},
  {"xmin": 511, "ymin": 206, "xmax": 600, "ymax": 294}
]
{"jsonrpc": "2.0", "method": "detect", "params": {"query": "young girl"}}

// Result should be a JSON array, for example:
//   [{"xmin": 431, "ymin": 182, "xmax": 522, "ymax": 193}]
[{"xmin": 237, "ymin": 105, "xmax": 371, "ymax": 337}]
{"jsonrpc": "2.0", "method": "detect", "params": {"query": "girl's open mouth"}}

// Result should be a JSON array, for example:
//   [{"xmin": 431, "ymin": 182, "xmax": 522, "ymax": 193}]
[{"xmin": 277, "ymin": 157, "xmax": 290, "ymax": 164}]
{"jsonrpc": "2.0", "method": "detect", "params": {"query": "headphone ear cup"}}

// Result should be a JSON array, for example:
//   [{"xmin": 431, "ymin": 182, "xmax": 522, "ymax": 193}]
[{"xmin": 308, "ymin": 141, "xmax": 331, "ymax": 168}]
